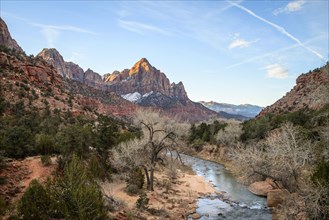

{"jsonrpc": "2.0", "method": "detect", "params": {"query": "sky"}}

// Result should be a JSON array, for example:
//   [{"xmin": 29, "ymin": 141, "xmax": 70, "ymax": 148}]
[{"xmin": 0, "ymin": 0, "xmax": 328, "ymax": 107}]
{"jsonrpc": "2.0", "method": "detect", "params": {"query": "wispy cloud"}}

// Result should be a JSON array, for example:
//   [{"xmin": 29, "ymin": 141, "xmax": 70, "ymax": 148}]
[
  {"xmin": 264, "ymin": 64, "xmax": 289, "ymax": 79},
  {"xmin": 227, "ymin": 44, "xmax": 298, "ymax": 69},
  {"xmin": 41, "ymin": 27, "xmax": 60, "ymax": 48},
  {"xmin": 227, "ymin": 1, "xmax": 324, "ymax": 61},
  {"xmin": 273, "ymin": 0, "xmax": 306, "ymax": 15},
  {"xmin": 30, "ymin": 22, "xmax": 97, "ymax": 47},
  {"xmin": 229, "ymin": 38, "xmax": 258, "ymax": 49},
  {"xmin": 31, "ymin": 23, "xmax": 97, "ymax": 35},
  {"xmin": 118, "ymin": 19, "xmax": 171, "ymax": 35}
]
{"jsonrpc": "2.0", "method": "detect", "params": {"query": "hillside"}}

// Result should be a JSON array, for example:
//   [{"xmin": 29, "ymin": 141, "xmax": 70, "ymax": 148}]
[{"xmin": 258, "ymin": 63, "xmax": 329, "ymax": 117}]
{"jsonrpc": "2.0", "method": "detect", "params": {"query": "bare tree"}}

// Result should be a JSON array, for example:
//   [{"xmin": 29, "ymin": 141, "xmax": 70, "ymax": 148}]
[
  {"xmin": 113, "ymin": 110, "xmax": 181, "ymax": 191},
  {"xmin": 217, "ymin": 120, "xmax": 242, "ymax": 147},
  {"xmin": 265, "ymin": 122, "xmax": 312, "ymax": 191},
  {"xmin": 233, "ymin": 122, "xmax": 312, "ymax": 190}
]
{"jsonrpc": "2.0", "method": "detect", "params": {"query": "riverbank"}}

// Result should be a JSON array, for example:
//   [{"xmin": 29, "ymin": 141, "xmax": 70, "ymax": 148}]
[
  {"xmin": 183, "ymin": 145, "xmax": 309, "ymax": 220},
  {"xmin": 101, "ymin": 161, "xmax": 217, "ymax": 219}
]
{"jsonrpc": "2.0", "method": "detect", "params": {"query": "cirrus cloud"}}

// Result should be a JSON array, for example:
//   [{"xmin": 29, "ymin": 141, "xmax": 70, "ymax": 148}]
[
  {"xmin": 228, "ymin": 38, "xmax": 258, "ymax": 49},
  {"xmin": 273, "ymin": 0, "xmax": 306, "ymax": 15},
  {"xmin": 265, "ymin": 64, "xmax": 289, "ymax": 79}
]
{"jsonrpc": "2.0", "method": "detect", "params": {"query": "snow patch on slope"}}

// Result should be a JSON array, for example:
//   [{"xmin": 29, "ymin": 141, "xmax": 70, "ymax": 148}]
[
  {"xmin": 142, "ymin": 91, "xmax": 153, "ymax": 98},
  {"xmin": 121, "ymin": 91, "xmax": 154, "ymax": 103},
  {"xmin": 121, "ymin": 92, "xmax": 142, "ymax": 102}
]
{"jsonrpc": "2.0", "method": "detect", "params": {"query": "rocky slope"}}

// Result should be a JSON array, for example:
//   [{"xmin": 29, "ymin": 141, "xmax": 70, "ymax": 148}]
[
  {"xmin": 258, "ymin": 64, "xmax": 329, "ymax": 117},
  {"xmin": 0, "ymin": 19, "xmax": 137, "ymax": 118},
  {"xmin": 37, "ymin": 48, "xmax": 104, "ymax": 89},
  {"xmin": 0, "ymin": 18, "xmax": 24, "ymax": 53}
]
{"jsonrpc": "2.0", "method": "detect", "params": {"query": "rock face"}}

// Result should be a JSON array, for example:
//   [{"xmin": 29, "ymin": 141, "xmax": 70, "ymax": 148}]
[
  {"xmin": 106, "ymin": 58, "xmax": 188, "ymax": 100},
  {"xmin": 259, "ymin": 64, "xmax": 329, "ymax": 117},
  {"xmin": 0, "ymin": 18, "xmax": 24, "ymax": 53},
  {"xmin": 37, "ymin": 48, "xmax": 68, "ymax": 77},
  {"xmin": 37, "ymin": 48, "xmax": 104, "ymax": 88},
  {"xmin": 84, "ymin": 68, "xmax": 103, "ymax": 88},
  {"xmin": 37, "ymin": 49, "xmax": 216, "ymax": 121},
  {"xmin": 64, "ymin": 61, "xmax": 85, "ymax": 82}
]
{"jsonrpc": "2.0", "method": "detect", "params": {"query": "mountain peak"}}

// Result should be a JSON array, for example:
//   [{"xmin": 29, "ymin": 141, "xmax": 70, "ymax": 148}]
[
  {"xmin": 129, "ymin": 57, "xmax": 153, "ymax": 75},
  {"xmin": 139, "ymin": 57, "xmax": 149, "ymax": 63},
  {"xmin": 38, "ymin": 48, "xmax": 63, "ymax": 61},
  {"xmin": 0, "ymin": 18, "xmax": 24, "ymax": 53}
]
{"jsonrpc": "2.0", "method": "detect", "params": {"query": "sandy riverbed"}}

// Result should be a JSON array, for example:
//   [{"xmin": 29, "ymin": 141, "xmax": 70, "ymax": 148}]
[{"xmin": 101, "ymin": 167, "xmax": 216, "ymax": 219}]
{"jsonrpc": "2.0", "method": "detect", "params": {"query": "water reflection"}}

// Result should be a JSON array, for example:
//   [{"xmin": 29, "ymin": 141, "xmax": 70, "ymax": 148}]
[{"xmin": 181, "ymin": 154, "xmax": 271, "ymax": 220}]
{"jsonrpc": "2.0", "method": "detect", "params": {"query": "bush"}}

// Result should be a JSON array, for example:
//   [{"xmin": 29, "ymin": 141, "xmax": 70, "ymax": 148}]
[
  {"xmin": 88, "ymin": 153, "xmax": 109, "ymax": 181},
  {"xmin": 40, "ymin": 155, "xmax": 52, "ymax": 166},
  {"xmin": 125, "ymin": 184, "xmax": 140, "ymax": 196},
  {"xmin": 18, "ymin": 179, "xmax": 51, "ymax": 220},
  {"xmin": 136, "ymin": 192, "xmax": 149, "ymax": 210},
  {"xmin": 35, "ymin": 134, "xmax": 55, "ymax": 155},
  {"xmin": 312, "ymin": 159, "xmax": 329, "ymax": 185},
  {"xmin": 188, "ymin": 121, "xmax": 227, "ymax": 144},
  {"xmin": 0, "ymin": 196, "xmax": 7, "ymax": 217},
  {"xmin": 126, "ymin": 167, "xmax": 144, "ymax": 189},
  {"xmin": 50, "ymin": 154, "xmax": 107, "ymax": 220}
]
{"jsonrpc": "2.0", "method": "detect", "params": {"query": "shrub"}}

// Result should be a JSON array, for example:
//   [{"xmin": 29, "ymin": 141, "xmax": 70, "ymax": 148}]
[
  {"xmin": 125, "ymin": 184, "xmax": 140, "ymax": 196},
  {"xmin": 311, "ymin": 159, "xmax": 329, "ymax": 185},
  {"xmin": 50, "ymin": 154, "xmax": 107, "ymax": 220},
  {"xmin": 41, "ymin": 155, "xmax": 52, "ymax": 167},
  {"xmin": 35, "ymin": 134, "xmax": 55, "ymax": 155},
  {"xmin": 0, "ymin": 196, "xmax": 7, "ymax": 217},
  {"xmin": 136, "ymin": 192, "xmax": 149, "ymax": 210},
  {"xmin": 88, "ymin": 153, "xmax": 109, "ymax": 181},
  {"xmin": 18, "ymin": 179, "xmax": 51, "ymax": 220},
  {"xmin": 126, "ymin": 167, "xmax": 144, "ymax": 189}
]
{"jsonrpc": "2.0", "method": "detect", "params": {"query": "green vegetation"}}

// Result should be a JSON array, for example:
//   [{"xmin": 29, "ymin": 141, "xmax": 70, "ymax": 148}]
[
  {"xmin": 188, "ymin": 120, "xmax": 227, "ymax": 150},
  {"xmin": 125, "ymin": 167, "xmax": 145, "ymax": 196},
  {"xmin": 18, "ymin": 155, "xmax": 107, "ymax": 220},
  {"xmin": 40, "ymin": 155, "xmax": 52, "ymax": 166},
  {"xmin": 234, "ymin": 104, "xmax": 329, "ymax": 219},
  {"xmin": 312, "ymin": 159, "xmax": 329, "ymax": 185},
  {"xmin": 136, "ymin": 192, "xmax": 149, "ymax": 210},
  {"xmin": 18, "ymin": 179, "xmax": 51, "ymax": 220},
  {"xmin": 0, "ymin": 97, "xmax": 140, "ymax": 163},
  {"xmin": 240, "ymin": 105, "xmax": 329, "ymax": 142}
]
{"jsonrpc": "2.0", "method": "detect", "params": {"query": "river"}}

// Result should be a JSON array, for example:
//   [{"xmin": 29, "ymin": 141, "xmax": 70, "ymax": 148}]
[{"xmin": 181, "ymin": 154, "xmax": 271, "ymax": 220}]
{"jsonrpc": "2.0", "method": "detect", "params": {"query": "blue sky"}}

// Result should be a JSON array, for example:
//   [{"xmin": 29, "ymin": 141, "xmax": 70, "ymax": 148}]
[{"xmin": 1, "ymin": 0, "xmax": 328, "ymax": 107}]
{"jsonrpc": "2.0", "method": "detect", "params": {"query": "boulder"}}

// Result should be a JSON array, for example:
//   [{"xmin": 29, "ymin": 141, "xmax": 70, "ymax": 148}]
[
  {"xmin": 267, "ymin": 189, "xmax": 290, "ymax": 208},
  {"xmin": 248, "ymin": 179, "xmax": 275, "ymax": 196},
  {"xmin": 192, "ymin": 213, "xmax": 201, "ymax": 219}
]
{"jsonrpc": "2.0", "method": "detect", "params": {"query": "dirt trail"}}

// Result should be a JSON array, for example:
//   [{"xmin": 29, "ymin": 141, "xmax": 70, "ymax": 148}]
[{"xmin": 0, "ymin": 156, "xmax": 57, "ymax": 203}]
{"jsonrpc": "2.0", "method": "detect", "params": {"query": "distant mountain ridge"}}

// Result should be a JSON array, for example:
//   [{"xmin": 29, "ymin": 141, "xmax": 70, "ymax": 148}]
[{"xmin": 200, "ymin": 101, "xmax": 263, "ymax": 118}]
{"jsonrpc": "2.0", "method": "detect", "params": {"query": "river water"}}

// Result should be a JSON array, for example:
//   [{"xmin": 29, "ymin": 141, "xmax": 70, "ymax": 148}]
[{"xmin": 181, "ymin": 154, "xmax": 271, "ymax": 220}]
